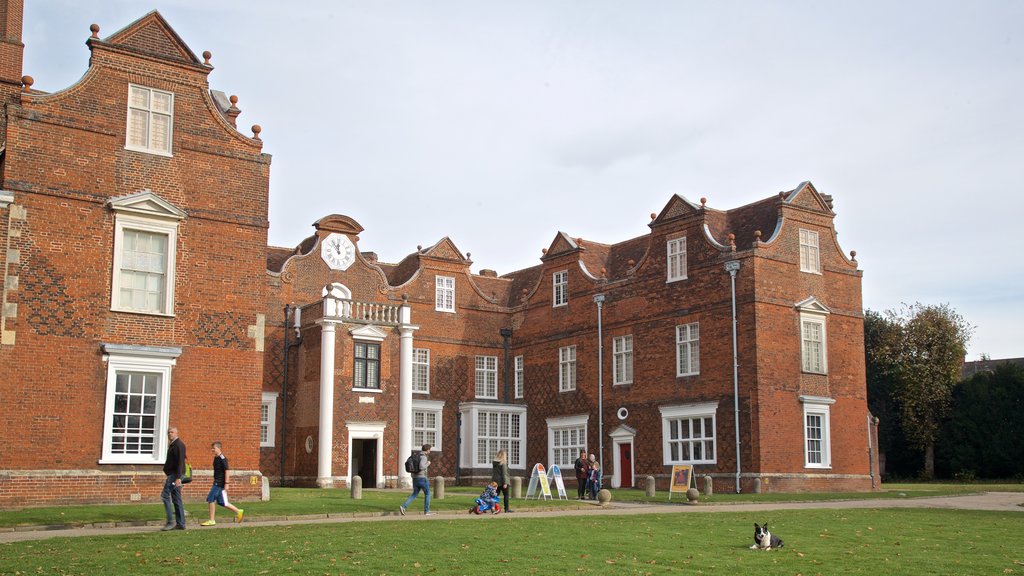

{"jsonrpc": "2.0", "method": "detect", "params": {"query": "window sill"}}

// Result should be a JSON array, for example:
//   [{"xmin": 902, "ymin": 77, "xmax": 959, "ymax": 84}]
[
  {"xmin": 666, "ymin": 276, "xmax": 688, "ymax": 283},
  {"xmin": 804, "ymin": 465, "xmax": 832, "ymax": 470},
  {"xmin": 613, "ymin": 381, "xmax": 633, "ymax": 387},
  {"xmin": 352, "ymin": 387, "xmax": 383, "ymax": 393},
  {"xmin": 413, "ymin": 390, "xmax": 430, "ymax": 395},
  {"xmin": 98, "ymin": 457, "xmax": 161, "ymax": 466},
  {"xmin": 110, "ymin": 307, "xmax": 175, "ymax": 318},
  {"xmin": 124, "ymin": 145, "xmax": 173, "ymax": 158}
]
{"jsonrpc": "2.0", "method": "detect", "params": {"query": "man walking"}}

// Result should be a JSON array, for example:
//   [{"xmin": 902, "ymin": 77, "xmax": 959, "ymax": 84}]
[
  {"xmin": 400, "ymin": 443, "xmax": 434, "ymax": 516},
  {"xmin": 161, "ymin": 426, "xmax": 187, "ymax": 530}
]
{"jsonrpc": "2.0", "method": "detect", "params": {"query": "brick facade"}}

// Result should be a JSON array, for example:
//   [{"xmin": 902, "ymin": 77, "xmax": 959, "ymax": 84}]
[
  {"xmin": 0, "ymin": 5, "xmax": 879, "ymax": 508},
  {"xmin": 0, "ymin": 6, "xmax": 268, "ymax": 507}
]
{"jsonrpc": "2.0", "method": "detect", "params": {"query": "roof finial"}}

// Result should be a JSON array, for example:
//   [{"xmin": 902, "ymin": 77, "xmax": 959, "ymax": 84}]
[
  {"xmin": 700, "ymin": 197, "xmax": 707, "ymax": 207},
  {"xmin": 850, "ymin": 250, "xmax": 857, "ymax": 261},
  {"xmin": 754, "ymin": 230, "xmax": 762, "ymax": 242},
  {"xmin": 90, "ymin": 24, "xmax": 100, "ymax": 39},
  {"xmin": 542, "ymin": 248, "xmax": 547, "ymax": 255},
  {"xmin": 650, "ymin": 212, "xmax": 656, "ymax": 221},
  {"xmin": 251, "ymin": 124, "xmax": 262, "ymax": 140},
  {"xmin": 203, "ymin": 51, "xmax": 212, "ymax": 66},
  {"xmin": 20, "ymin": 76, "xmax": 32, "ymax": 93},
  {"xmin": 728, "ymin": 233, "xmax": 736, "ymax": 252}
]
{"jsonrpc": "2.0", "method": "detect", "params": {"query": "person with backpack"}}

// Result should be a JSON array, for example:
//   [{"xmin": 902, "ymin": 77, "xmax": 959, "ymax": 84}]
[{"xmin": 400, "ymin": 444, "xmax": 433, "ymax": 516}]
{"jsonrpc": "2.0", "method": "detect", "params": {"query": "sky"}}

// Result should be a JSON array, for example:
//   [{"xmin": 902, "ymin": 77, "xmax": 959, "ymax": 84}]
[{"xmin": 22, "ymin": 1, "xmax": 1024, "ymax": 360}]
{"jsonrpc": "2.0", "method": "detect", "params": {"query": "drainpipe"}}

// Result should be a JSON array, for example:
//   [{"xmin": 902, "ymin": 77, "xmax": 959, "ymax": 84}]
[
  {"xmin": 500, "ymin": 328, "xmax": 512, "ymax": 403},
  {"xmin": 594, "ymin": 294, "xmax": 606, "ymax": 468},
  {"xmin": 867, "ymin": 412, "xmax": 876, "ymax": 490},
  {"xmin": 724, "ymin": 260, "xmax": 741, "ymax": 493}
]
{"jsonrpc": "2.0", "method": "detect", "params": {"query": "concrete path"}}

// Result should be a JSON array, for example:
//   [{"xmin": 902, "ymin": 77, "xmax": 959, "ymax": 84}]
[{"xmin": 1, "ymin": 492, "xmax": 1020, "ymax": 544}]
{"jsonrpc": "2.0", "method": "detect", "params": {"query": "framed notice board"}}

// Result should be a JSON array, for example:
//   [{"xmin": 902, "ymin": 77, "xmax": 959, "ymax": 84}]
[{"xmin": 668, "ymin": 465, "xmax": 692, "ymax": 501}]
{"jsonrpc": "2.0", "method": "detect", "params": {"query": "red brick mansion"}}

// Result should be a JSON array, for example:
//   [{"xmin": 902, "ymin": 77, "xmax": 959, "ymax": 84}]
[{"xmin": 0, "ymin": 4, "xmax": 878, "ymax": 507}]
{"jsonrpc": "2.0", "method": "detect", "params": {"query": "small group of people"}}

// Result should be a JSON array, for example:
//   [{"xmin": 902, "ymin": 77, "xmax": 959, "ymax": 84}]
[
  {"xmin": 573, "ymin": 450, "xmax": 602, "ymax": 500},
  {"xmin": 400, "ymin": 444, "xmax": 516, "ymax": 516},
  {"xmin": 161, "ymin": 427, "xmax": 244, "ymax": 531}
]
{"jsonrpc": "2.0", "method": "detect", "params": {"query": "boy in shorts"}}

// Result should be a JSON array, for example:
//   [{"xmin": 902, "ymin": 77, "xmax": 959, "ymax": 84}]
[{"xmin": 200, "ymin": 442, "xmax": 244, "ymax": 526}]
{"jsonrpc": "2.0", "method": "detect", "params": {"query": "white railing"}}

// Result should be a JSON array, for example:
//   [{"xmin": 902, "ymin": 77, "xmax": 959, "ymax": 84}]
[{"xmin": 324, "ymin": 297, "xmax": 401, "ymax": 325}]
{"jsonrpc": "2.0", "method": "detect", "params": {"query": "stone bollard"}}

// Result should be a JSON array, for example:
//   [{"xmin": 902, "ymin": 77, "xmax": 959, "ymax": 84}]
[
  {"xmin": 597, "ymin": 488, "xmax": 612, "ymax": 506},
  {"xmin": 350, "ymin": 475, "xmax": 363, "ymax": 500},
  {"xmin": 645, "ymin": 475, "xmax": 656, "ymax": 497},
  {"xmin": 686, "ymin": 487, "xmax": 700, "ymax": 504},
  {"xmin": 702, "ymin": 475, "xmax": 713, "ymax": 497},
  {"xmin": 511, "ymin": 476, "xmax": 522, "ymax": 499},
  {"xmin": 433, "ymin": 476, "xmax": 445, "ymax": 499},
  {"xmin": 752, "ymin": 477, "xmax": 762, "ymax": 494},
  {"xmin": 261, "ymin": 476, "xmax": 271, "ymax": 502}
]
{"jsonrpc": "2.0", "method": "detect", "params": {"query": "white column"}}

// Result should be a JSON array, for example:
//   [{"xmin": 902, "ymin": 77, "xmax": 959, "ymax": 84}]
[
  {"xmin": 317, "ymin": 319, "xmax": 338, "ymax": 488},
  {"xmin": 397, "ymin": 302, "xmax": 419, "ymax": 488}
]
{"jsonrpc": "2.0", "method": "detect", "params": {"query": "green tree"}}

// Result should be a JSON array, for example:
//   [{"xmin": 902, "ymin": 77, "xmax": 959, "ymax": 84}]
[
  {"xmin": 937, "ymin": 362, "xmax": 1024, "ymax": 478},
  {"xmin": 865, "ymin": 303, "xmax": 972, "ymax": 478}
]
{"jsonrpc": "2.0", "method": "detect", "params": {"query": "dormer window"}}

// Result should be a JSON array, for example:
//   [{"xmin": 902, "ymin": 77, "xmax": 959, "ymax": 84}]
[
  {"xmin": 126, "ymin": 85, "xmax": 173, "ymax": 156},
  {"xmin": 667, "ymin": 236, "xmax": 687, "ymax": 282},
  {"xmin": 553, "ymin": 270, "xmax": 568, "ymax": 307},
  {"xmin": 799, "ymin": 229, "xmax": 820, "ymax": 274}
]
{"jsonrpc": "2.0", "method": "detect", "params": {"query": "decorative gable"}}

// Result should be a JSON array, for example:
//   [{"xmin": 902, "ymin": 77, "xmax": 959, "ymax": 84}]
[
  {"xmin": 795, "ymin": 296, "xmax": 831, "ymax": 315},
  {"xmin": 349, "ymin": 324, "xmax": 388, "ymax": 342},
  {"xmin": 107, "ymin": 189, "xmax": 186, "ymax": 220},
  {"xmin": 314, "ymin": 214, "xmax": 365, "ymax": 237},
  {"xmin": 783, "ymin": 181, "xmax": 834, "ymax": 215},
  {"xmin": 543, "ymin": 231, "xmax": 579, "ymax": 259},
  {"xmin": 98, "ymin": 11, "xmax": 200, "ymax": 65},
  {"xmin": 651, "ymin": 194, "xmax": 702, "ymax": 226},
  {"xmin": 422, "ymin": 237, "xmax": 467, "ymax": 262}
]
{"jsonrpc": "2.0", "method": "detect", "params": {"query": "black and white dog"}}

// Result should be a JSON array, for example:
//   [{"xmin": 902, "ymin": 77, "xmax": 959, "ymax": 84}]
[{"xmin": 750, "ymin": 522, "xmax": 784, "ymax": 550}]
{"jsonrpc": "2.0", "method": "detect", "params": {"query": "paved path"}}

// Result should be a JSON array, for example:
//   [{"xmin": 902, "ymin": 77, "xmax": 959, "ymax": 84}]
[{"xmin": 1, "ymin": 492, "xmax": 1020, "ymax": 544}]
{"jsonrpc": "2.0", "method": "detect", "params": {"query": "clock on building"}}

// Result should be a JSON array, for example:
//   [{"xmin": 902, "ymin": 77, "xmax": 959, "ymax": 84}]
[{"xmin": 320, "ymin": 233, "xmax": 356, "ymax": 271}]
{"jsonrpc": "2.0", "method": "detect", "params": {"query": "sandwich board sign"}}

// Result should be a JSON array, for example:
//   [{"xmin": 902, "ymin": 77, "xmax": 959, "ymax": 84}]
[
  {"xmin": 548, "ymin": 464, "xmax": 568, "ymax": 500},
  {"xmin": 525, "ymin": 463, "xmax": 553, "ymax": 500},
  {"xmin": 668, "ymin": 465, "xmax": 693, "ymax": 501}
]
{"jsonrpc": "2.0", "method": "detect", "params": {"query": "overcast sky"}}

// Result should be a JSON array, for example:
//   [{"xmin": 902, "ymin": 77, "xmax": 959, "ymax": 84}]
[{"xmin": 23, "ymin": 1, "xmax": 1024, "ymax": 360}]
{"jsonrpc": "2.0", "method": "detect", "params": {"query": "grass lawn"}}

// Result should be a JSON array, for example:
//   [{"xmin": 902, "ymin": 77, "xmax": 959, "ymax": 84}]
[
  {"xmin": 0, "ymin": 482, "xmax": 1021, "ymax": 528},
  {"xmin": 2, "ymin": 508, "xmax": 1022, "ymax": 575}
]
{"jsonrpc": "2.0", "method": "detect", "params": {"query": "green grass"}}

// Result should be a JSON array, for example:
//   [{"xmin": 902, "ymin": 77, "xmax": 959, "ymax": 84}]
[
  {"xmin": 2, "ymin": 508, "xmax": 1023, "ymax": 574},
  {"xmin": 1, "ymin": 482, "xmax": 1021, "ymax": 528}
]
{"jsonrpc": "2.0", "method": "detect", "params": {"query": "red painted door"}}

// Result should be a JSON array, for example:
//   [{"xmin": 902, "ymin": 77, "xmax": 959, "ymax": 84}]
[{"xmin": 619, "ymin": 444, "xmax": 633, "ymax": 488}]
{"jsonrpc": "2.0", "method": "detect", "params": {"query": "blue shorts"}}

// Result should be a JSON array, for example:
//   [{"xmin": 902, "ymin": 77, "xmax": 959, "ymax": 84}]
[{"xmin": 206, "ymin": 484, "xmax": 231, "ymax": 507}]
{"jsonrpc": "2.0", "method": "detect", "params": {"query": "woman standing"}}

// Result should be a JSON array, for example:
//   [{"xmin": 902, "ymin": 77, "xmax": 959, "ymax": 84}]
[
  {"xmin": 573, "ymin": 450, "xmax": 590, "ymax": 500},
  {"xmin": 491, "ymin": 450, "xmax": 514, "ymax": 512}
]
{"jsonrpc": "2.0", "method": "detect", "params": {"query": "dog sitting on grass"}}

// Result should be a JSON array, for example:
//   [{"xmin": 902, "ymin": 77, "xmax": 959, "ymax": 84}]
[{"xmin": 750, "ymin": 522, "xmax": 784, "ymax": 550}]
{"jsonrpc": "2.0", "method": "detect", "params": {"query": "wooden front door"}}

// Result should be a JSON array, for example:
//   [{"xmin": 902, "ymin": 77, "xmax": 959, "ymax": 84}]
[{"xmin": 619, "ymin": 443, "xmax": 633, "ymax": 488}]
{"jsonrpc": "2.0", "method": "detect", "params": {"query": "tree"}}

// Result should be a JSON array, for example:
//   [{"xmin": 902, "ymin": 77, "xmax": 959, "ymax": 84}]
[
  {"xmin": 865, "ymin": 303, "xmax": 972, "ymax": 478},
  {"xmin": 937, "ymin": 362, "xmax": 1024, "ymax": 479}
]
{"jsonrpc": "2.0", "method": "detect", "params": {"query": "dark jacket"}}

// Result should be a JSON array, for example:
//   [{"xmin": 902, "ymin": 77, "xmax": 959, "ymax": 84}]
[
  {"xmin": 574, "ymin": 457, "xmax": 589, "ymax": 480},
  {"xmin": 491, "ymin": 459, "xmax": 510, "ymax": 485},
  {"xmin": 163, "ymin": 438, "xmax": 186, "ymax": 477}
]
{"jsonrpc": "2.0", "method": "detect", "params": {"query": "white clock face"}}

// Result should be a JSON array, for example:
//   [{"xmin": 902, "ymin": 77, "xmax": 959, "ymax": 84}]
[{"xmin": 320, "ymin": 233, "xmax": 356, "ymax": 271}]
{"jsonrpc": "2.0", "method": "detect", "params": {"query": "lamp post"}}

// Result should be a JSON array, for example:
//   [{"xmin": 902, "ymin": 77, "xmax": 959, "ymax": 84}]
[{"xmin": 594, "ymin": 293, "xmax": 606, "ymax": 468}]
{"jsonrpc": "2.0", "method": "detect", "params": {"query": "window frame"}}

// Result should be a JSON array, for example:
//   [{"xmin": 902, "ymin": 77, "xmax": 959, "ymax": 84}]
[
  {"xmin": 99, "ymin": 344, "xmax": 181, "ymax": 465},
  {"xmin": 125, "ymin": 84, "xmax": 174, "ymax": 156},
  {"xmin": 514, "ymin": 355, "xmax": 524, "ymax": 399},
  {"xmin": 435, "ymin": 275, "xmax": 456, "ymax": 313},
  {"xmin": 353, "ymin": 341, "xmax": 382, "ymax": 390},
  {"xmin": 667, "ymin": 236, "xmax": 687, "ymax": 282},
  {"xmin": 412, "ymin": 399, "xmax": 445, "ymax": 451},
  {"xmin": 675, "ymin": 322, "xmax": 700, "ymax": 377},
  {"xmin": 800, "ymin": 313, "xmax": 828, "ymax": 374},
  {"xmin": 799, "ymin": 228, "xmax": 821, "ymax": 274},
  {"xmin": 111, "ymin": 213, "xmax": 179, "ymax": 316},
  {"xmin": 547, "ymin": 414, "xmax": 588, "ymax": 469},
  {"xmin": 559, "ymin": 345, "xmax": 577, "ymax": 392},
  {"xmin": 461, "ymin": 402, "xmax": 527, "ymax": 469},
  {"xmin": 412, "ymin": 348, "xmax": 430, "ymax": 394},
  {"xmin": 552, "ymin": 270, "xmax": 568, "ymax": 307},
  {"xmin": 612, "ymin": 334, "xmax": 633, "ymax": 385},
  {"xmin": 659, "ymin": 402, "xmax": 718, "ymax": 465},
  {"xmin": 801, "ymin": 396, "xmax": 834, "ymax": 468},
  {"xmin": 261, "ymin": 392, "xmax": 278, "ymax": 448},
  {"xmin": 475, "ymin": 355, "xmax": 498, "ymax": 399}
]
